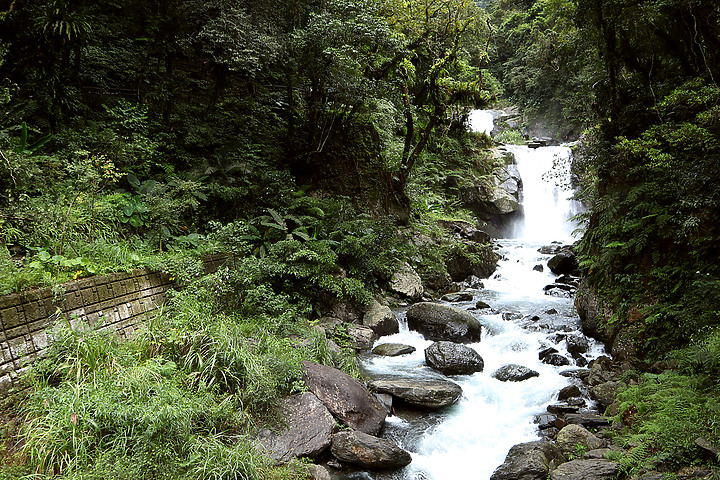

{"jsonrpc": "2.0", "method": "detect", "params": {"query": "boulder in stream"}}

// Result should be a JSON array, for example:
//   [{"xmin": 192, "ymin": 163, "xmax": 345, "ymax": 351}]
[
  {"xmin": 330, "ymin": 430, "xmax": 412, "ymax": 470},
  {"xmin": 406, "ymin": 302, "xmax": 482, "ymax": 343},
  {"xmin": 441, "ymin": 292, "xmax": 475, "ymax": 302},
  {"xmin": 372, "ymin": 343, "xmax": 416, "ymax": 357},
  {"xmin": 492, "ymin": 364, "xmax": 540, "ymax": 382},
  {"xmin": 368, "ymin": 377, "xmax": 462, "ymax": 409},
  {"xmin": 490, "ymin": 440, "xmax": 566, "ymax": 480},
  {"xmin": 547, "ymin": 251, "xmax": 579, "ymax": 275},
  {"xmin": 301, "ymin": 361, "xmax": 386, "ymax": 435},
  {"xmin": 424, "ymin": 341, "xmax": 484, "ymax": 375},
  {"xmin": 566, "ymin": 335, "xmax": 589, "ymax": 355}
]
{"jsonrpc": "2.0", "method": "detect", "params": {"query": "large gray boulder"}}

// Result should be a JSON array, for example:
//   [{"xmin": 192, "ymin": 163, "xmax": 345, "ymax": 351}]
[
  {"xmin": 490, "ymin": 440, "xmax": 566, "ymax": 480},
  {"xmin": 368, "ymin": 377, "xmax": 462, "ymax": 409},
  {"xmin": 331, "ymin": 430, "xmax": 412, "ymax": 470},
  {"xmin": 256, "ymin": 392, "xmax": 336, "ymax": 463},
  {"xmin": 424, "ymin": 341, "xmax": 484, "ymax": 375},
  {"xmin": 363, "ymin": 301, "xmax": 400, "ymax": 337},
  {"xmin": 301, "ymin": 361, "xmax": 387, "ymax": 435},
  {"xmin": 406, "ymin": 302, "xmax": 482, "ymax": 343},
  {"xmin": 556, "ymin": 424, "xmax": 607, "ymax": 456},
  {"xmin": 492, "ymin": 364, "xmax": 540, "ymax": 382},
  {"xmin": 389, "ymin": 263, "xmax": 424, "ymax": 300},
  {"xmin": 549, "ymin": 459, "xmax": 619, "ymax": 480}
]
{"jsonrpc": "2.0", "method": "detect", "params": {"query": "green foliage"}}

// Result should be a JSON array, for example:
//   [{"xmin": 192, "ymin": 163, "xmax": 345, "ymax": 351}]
[
  {"xmin": 614, "ymin": 371, "xmax": 720, "ymax": 473},
  {"xmin": 14, "ymin": 280, "xmax": 338, "ymax": 479},
  {"xmin": 574, "ymin": 78, "xmax": 720, "ymax": 356}
]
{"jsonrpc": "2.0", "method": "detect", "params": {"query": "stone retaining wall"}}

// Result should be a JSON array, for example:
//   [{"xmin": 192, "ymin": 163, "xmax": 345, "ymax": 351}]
[{"xmin": 0, "ymin": 253, "xmax": 228, "ymax": 396}]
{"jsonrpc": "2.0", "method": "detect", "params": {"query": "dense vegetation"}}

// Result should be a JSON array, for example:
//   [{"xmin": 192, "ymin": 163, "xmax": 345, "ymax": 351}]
[
  {"xmin": 490, "ymin": 0, "xmax": 720, "ymax": 474},
  {"xmin": 0, "ymin": 0, "xmax": 500, "ymax": 478},
  {"xmin": 1, "ymin": 0, "xmax": 720, "ymax": 477}
]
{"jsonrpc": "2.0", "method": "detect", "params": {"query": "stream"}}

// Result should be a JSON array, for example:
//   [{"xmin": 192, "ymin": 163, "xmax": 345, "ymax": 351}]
[{"xmin": 351, "ymin": 112, "xmax": 604, "ymax": 479}]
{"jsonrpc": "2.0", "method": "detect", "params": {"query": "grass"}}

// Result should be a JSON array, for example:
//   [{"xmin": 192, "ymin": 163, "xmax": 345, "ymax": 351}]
[{"xmin": 1, "ymin": 265, "xmax": 358, "ymax": 479}]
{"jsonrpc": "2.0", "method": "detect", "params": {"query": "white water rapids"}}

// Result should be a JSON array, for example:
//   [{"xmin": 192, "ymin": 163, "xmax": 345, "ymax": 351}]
[{"xmin": 348, "ymin": 112, "xmax": 602, "ymax": 480}]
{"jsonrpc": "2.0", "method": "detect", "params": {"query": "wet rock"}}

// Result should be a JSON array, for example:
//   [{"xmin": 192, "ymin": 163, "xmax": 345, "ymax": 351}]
[
  {"xmin": 534, "ymin": 413, "xmax": 559, "ymax": 430},
  {"xmin": 502, "ymin": 312, "xmax": 524, "ymax": 321},
  {"xmin": 538, "ymin": 244, "xmax": 566, "ymax": 255},
  {"xmin": 547, "ymin": 251, "xmax": 579, "ymax": 275},
  {"xmin": 543, "ymin": 353, "xmax": 572, "ymax": 366},
  {"xmin": 363, "ymin": 301, "xmax": 400, "ymax": 337},
  {"xmin": 539, "ymin": 347, "xmax": 559, "ymax": 360},
  {"xmin": 533, "ymin": 264, "xmax": 544, "ymax": 272},
  {"xmin": 372, "ymin": 343, "xmax": 416, "ymax": 357},
  {"xmin": 441, "ymin": 292, "xmax": 475, "ymax": 302},
  {"xmin": 389, "ymin": 262, "xmax": 424, "ymax": 300},
  {"xmin": 368, "ymin": 377, "xmax": 463, "ymax": 409},
  {"xmin": 547, "ymin": 404, "xmax": 581, "ymax": 415},
  {"xmin": 476, "ymin": 300, "xmax": 492, "ymax": 309},
  {"xmin": 565, "ymin": 413, "xmax": 611, "ymax": 428},
  {"xmin": 437, "ymin": 219, "xmax": 492, "ymax": 244},
  {"xmin": 256, "ymin": 392, "xmax": 336, "ymax": 463},
  {"xmin": 465, "ymin": 275, "xmax": 485, "ymax": 289},
  {"xmin": 490, "ymin": 440, "xmax": 566, "ymax": 480},
  {"xmin": 575, "ymin": 278, "xmax": 613, "ymax": 344},
  {"xmin": 301, "ymin": 361, "xmax": 386, "ymax": 435},
  {"xmin": 545, "ymin": 287, "xmax": 574, "ymax": 298},
  {"xmin": 425, "ymin": 341, "xmax": 484, "ymax": 375},
  {"xmin": 549, "ymin": 459, "xmax": 619, "ymax": 480},
  {"xmin": 574, "ymin": 356, "xmax": 588, "ymax": 367},
  {"xmin": 545, "ymin": 308, "xmax": 558, "ymax": 315},
  {"xmin": 493, "ymin": 364, "xmax": 540, "ymax": 382},
  {"xmin": 406, "ymin": 302, "xmax": 482, "ymax": 343},
  {"xmin": 556, "ymin": 424, "xmax": 607, "ymax": 456},
  {"xmin": 331, "ymin": 430, "xmax": 412, "ymax": 470},
  {"xmin": 558, "ymin": 384, "xmax": 582, "ymax": 401},
  {"xmin": 566, "ymin": 335, "xmax": 589, "ymax": 356}
]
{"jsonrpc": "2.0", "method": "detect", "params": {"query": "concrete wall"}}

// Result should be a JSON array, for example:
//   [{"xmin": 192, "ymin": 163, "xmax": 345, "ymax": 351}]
[{"xmin": 0, "ymin": 253, "xmax": 228, "ymax": 396}]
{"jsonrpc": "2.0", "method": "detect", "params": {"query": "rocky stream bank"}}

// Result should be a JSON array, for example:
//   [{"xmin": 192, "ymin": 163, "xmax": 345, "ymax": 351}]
[{"xmin": 248, "ymin": 233, "xmax": 650, "ymax": 480}]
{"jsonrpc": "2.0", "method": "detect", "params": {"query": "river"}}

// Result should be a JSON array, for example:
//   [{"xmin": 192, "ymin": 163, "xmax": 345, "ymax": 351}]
[{"xmin": 347, "ymin": 112, "xmax": 602, "ymax": 479}]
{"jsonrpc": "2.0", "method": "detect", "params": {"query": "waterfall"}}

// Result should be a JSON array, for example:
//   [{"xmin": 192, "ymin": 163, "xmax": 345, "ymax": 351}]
[
  {"xmin": 468, "ymin": 110, "xmax": 495, "ymax": 135},
  {"xmin": 505, "ymin": 145, "xmax": 583, "ymax": 242},
  {"xmin": 353, "ymin": 111, "xmax": 602, "ymax": 480}
]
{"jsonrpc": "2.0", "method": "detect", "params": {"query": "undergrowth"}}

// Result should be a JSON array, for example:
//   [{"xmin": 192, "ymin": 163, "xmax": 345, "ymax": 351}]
[{"xmin": 1, "ymin": 260, "xmax": 358, "ymax": 479}]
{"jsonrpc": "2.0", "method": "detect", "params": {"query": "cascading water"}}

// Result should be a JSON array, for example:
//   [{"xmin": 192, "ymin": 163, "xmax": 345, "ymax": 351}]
[
  {"xmin": 352, "ymin": 111, "xmax": 601, "ymax": 480},
  {"xmin": 505, "ymin": 145, "xmax": 584, "ymax": 241}
]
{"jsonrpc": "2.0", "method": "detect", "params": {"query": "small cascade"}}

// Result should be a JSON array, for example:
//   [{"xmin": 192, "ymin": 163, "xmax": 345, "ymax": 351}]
[{"xmin": 351, "ymin": 111, "xmax": 600, "ymax": 480}]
